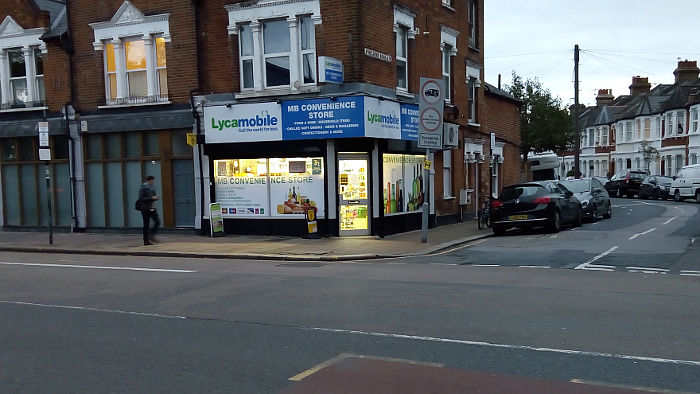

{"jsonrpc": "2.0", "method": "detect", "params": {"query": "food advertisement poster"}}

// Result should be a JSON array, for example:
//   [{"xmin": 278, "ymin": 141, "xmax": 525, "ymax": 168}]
[
  {"xmin": 214, "ymin": 159, "xmax": 269, "ymax": 217},
  {"xmin": 209, "ymin": 202, "xmax": 225, "ymax": 235},
  {"xmin": 269, "ymin": 158, "xmax": 325, "ymax": 218},
  {"xmin": 383, "ymin": 154, "xmax": 425, "ymax": 214}
]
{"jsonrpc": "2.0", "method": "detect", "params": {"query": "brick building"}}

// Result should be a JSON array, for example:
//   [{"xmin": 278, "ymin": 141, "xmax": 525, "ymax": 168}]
[{"xmin": 1, "ymin": 0, "xmax": 521, "ymax": 237}]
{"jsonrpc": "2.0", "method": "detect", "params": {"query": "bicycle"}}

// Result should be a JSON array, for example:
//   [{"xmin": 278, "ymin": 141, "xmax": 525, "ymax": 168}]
[{"xmin": 477, "ymin": 199, "xmax": 491, "ymax": 230}]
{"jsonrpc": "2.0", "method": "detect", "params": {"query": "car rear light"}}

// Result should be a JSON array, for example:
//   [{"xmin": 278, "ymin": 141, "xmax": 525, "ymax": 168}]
[
  {"xmin": 532, "ymin": 196, "xmax": 551, "ymax": 204},
  {"xmin": 491, "ymin": 200, "xmax": 503, "ymax": 209}
]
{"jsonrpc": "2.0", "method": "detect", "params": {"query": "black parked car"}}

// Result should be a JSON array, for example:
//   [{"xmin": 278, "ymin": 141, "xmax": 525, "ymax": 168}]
[
  {"xmin": 604, "ymin": 170, "xmax": 647, "ymax": 198},
  {"xmin": 491, "ymin": 181, "xmax": 583, "ymax": 236},
  {"xmin": 559, "ymin": 178, "xmax": 612, "ymax": 221},
  {"xmin": 639, "ymin": 175, "xmax": 673, "ymax": 200}
]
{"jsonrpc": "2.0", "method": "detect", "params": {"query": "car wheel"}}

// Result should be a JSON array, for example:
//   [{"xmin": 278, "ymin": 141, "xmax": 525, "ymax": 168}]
[
  {"xmin": 696, "ymin": 190, "xmax": 700, "ymax": 204},
  {"xmin": 492, "ymin": 225, "xmax": 506, "ymax": 236},
  {"xmin": 575, "ymin": 208, "xmax": 583, "ymax": 227},
  {"xmin": 548, "ymin": 211, "xmax": 561, "ymax": 233},
  {"xmin": 603, "ymin": 202, "xmax": 612, "ymax": 219},
  {"xmin": 674, "ymin": 190, "xmax": 682, "ymax": 202}
]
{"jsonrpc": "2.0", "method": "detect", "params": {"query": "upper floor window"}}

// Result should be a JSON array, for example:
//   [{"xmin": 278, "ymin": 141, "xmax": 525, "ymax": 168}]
[
  {"xmin": 393, "ymin": 5, "xmax": 416, "ymax": 93},
  {"xmin": 442, "ymin": 0, "xmax": 452, "ymax": 8},
  {"xmin": 227, "ymin": 0, "xmax": 321, "ymax": 94},
  {"xmin": 602, "ymin": 127, "xmax": 608, "ymax": 146},
  {"xmin": 636, "ymin": 119, "xmax": 641, "ymax": 140},
  {"xmin": 0, "ymin": 16, "xmax": 47, "ymax": 110},
  {"xmin": 90, "ymin": 1, "xmax": 170, "ymax": 106},
  {"xmin": 440, "ymin": 25, "xmax": 458, "ymax": 103},
  {"xmin": 676, "ymin": 110, "xmax": 685, "ymax": 135},
  {"xmin": 468, "ymin": 1, "xmax": 478, "ymax": 48},
  {"xmin": 625, "ymin": 121, "xmax": 633, "ymax": 141},
  {"xmin": 466, "ymin": 64, "xmax": 481, "ymax": 123},
  {"xmin": 643, "ymin": 118, "xmax": 651, "ymax": 139},
  {"xmin": 665, "ymin": 113, "xmax": 673, "ymax": 136},
  {"xmin": 691, "ymin": 107, "xmax": 699, "ymax": 133},
  {"xmin": 396, "ymin": 26, "xmax": 408, "ymax": 91}
]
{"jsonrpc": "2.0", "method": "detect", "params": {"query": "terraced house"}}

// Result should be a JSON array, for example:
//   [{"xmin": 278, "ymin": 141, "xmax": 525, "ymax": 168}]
[
  {"xmin": 1, "ymin": 0, "xmax": 521, "ymax": 237},
  {"xmin": 561, "ymin": 60, "xmax": 700, "ymax": 180}
]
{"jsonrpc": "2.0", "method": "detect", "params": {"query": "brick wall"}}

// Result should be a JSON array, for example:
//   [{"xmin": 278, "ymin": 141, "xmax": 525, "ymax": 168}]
[
  {"xmin": 67, "ymin": 0, "xmax": 198, "ymax": 111},
  {"xmin": 485, "ymin": 92, "xmax": 522, "ymax": 192}
]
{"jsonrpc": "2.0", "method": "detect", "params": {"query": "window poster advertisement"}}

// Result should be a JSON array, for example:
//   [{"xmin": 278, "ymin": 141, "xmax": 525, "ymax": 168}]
[
  {"xmin": 214, "ymin": 159, "xmax": 269, "ymax": 217},
  {"xmin": 213, "ymin": 157, "xmax": 325, "ymax": 219},
  {"xmin": 269, "ymin": 157, "xmax": 325, "ymax": 218},
  {"xmin": 383, "ymin": 154, "xmax": 426, "ymax": 214}
]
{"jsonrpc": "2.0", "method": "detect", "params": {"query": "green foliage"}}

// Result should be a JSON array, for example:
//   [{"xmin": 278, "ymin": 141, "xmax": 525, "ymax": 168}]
[{"xmin": 504, "ymin": 72, "xmax": 574, "ymax": 162}]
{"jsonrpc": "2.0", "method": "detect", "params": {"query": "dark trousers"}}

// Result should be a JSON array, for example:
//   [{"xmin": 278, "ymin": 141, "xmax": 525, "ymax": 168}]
[{"xmin": 141, "ymin": 209, "xmax": 161, "ymax": 243}]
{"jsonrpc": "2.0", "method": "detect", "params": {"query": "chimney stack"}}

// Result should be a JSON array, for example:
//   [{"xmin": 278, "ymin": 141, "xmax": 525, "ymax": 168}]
[
  {"xmin": 674, "ymin": 60, "xmax": 700, "ymax": 84},
  {"xmin": 595, "ymin": 89, "xmax": 614, "ymax": 107},
  {"xmin": 629, "ymin": 76, "xmax": 651, "ymax": 96}
]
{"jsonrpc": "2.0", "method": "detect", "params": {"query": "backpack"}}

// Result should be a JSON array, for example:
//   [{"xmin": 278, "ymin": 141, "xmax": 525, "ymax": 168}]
[{"xmin": 134, "ymin": 198, "xmax": 144, "ymax": 211}]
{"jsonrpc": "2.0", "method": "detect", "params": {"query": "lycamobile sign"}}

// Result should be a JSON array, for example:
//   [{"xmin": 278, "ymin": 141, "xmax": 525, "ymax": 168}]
[
  {"xmin": 210, "ymin": 112, "xmax": 278, "ymax": 131},
  {"xmin": 367, "ymin": 111, "xmax": 399, "ymax": 126},
  {"xmin": 205, "ymin": 102, "xmax": 283, "ymax": 143}
]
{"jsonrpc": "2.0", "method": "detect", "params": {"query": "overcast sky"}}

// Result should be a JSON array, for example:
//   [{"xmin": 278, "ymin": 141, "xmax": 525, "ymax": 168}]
[{"xmin": 484, "ymin": 0, "xmax": 700, "ymax": 107}]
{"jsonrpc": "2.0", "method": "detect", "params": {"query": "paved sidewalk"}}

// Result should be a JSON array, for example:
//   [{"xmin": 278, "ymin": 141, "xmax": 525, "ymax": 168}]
[{"xmin": 0, "ymin": 220, "xmax": 491, "ymax": 261}]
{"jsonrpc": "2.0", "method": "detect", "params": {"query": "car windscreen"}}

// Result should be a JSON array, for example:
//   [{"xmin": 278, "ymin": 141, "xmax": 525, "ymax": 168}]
[
  {"xmin": 656, "ymin": 176, "xmax": 672, "ymax": 184},
  {"xmin": 559, "ymin": 180, "xmax": 589, "ymax": 193},
  {"xmin": 630, "ymin": 172, "xmax": 646, "ymax": 180},
  {"xmin": 500, "ymin": 185, "xmax": 542, "ymax": 201}
]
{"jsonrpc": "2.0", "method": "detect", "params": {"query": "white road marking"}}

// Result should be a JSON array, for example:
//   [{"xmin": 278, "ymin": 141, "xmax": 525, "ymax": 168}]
[
  {"xmin": 307, "ymin": 326, "xmax": 700, "ymax": 367},
  {"xmin": 681, "ymin": 270, "xmax": 700, "ymax": 274},
  {"xmin": 629, "ymin": 228, "xmax": 657, "ymax": 240},
  {"xmin": 429, "ymin": 263, "xmax": 458, "ymax": 266},
  {"xmin": 680, "ymin": 273, "xmax": 700, "ymax": 277},
  {"xmin": 386, "ymin": 262, "xmax": 407, "ymax": 265},
  {"xmin": 574, "ymin": 246, "xmax": 618, "ymax": 271},
  {"xmin": 550, "ymin": 234, "xmax": 559, "ymax": 238},
  {"xmin": 0, "ymin": 261, "xmax": 197, "ymax": 273},
  {"xmin": 0, "ymin": 300, "xmax": 186, "ymax": 319},
  {"xmin": 626, "ymin": 267, "xmax": 669, "ymax": 272},
  {"xmin": 474, "ymin": 264, "xmax": 500, "ymax": 267},
  {"xmin": 518, "ymin": 265, "xmax": 550, "ymax": 269},
  {"xmin": 662, "ymin": 216, "xmax": 677, "ymax": 225}
]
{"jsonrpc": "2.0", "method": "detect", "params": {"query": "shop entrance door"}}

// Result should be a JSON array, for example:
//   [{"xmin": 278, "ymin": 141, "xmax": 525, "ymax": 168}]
[{"xmin": 338, "ymin": 154, "xmax": 370, "ymax": 236}]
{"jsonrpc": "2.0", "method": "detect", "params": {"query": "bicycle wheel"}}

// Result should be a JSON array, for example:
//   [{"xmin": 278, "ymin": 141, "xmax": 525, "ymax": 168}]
[
  {"xmin": 485, "ymin": 213, "xmax": 491, "ymax": 228},
  {"xmin": 477, "ymin": 211, "xmax": 484, "ymax": 230}
]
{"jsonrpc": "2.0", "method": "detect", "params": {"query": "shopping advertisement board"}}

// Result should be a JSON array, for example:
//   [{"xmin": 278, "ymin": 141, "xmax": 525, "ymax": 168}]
[
  {"xmin": 205, "ymin": 102, "xmax": 283, "ymax": 143},
  {"xmin": 282, "ymin": 96, "xmax": 364, "ymax": 140}
]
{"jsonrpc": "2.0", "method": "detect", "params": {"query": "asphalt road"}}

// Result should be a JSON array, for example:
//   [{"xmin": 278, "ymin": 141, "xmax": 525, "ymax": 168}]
[{"xmin": 1, "ymin": 198, "xmax": 699, "ymax": 393}]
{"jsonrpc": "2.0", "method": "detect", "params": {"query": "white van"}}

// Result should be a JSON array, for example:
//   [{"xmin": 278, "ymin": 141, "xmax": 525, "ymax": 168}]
[{"xmin": 669, "ymin": 164, "xmax": 700, "ymax": 202}]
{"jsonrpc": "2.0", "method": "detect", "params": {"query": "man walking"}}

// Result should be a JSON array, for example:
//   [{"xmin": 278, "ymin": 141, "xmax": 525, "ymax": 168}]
[{"xmin": 138, "ymin": 175, "xmax": 160, "ymax": 245}]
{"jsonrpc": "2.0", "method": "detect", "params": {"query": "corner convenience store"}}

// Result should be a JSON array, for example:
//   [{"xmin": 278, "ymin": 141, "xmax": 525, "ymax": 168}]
[{"xmin": 202, "ymin": 94, "xmax": 435, "ymax": 236}]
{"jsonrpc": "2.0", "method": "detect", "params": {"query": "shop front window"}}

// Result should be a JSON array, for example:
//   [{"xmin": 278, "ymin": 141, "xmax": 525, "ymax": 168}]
[
  {"xmin": 0, "ymin": 136, "xmax": 70, "ymax": 226},
  {"xmin": 382, "ymin": 154, "xmax": 426, "ymax": 214},
  {"xmin": 214, "ymin": 157, "xmax": 324, "ymax": 218}
]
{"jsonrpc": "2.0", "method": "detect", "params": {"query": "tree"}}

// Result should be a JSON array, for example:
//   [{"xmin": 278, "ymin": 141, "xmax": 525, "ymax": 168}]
[{"xmin": 504, "ymin": 72, "xmax": 574, "ymax": 163}]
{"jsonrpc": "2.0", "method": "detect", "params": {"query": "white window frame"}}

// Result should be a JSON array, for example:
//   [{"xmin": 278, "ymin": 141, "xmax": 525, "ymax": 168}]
[
  {"xmin": 625, "ymin": 121, "xmax": 633, "ymax": 141},
  {"xmin": 440, "ymin": 25, "xmax": 458, "ymax": 104},
  {"xmin": 395, "ymin": 26, "xmax": 409, "ymax": 92},
  {"xmin": 443, "ymin": 149, "xmax": 452, "ymax": 198},
  {"xmin": 393, "ymin": 5, "xmax": 416, "ymax": 93},
  {"xmin": 226, "ymin": 0, "xmax": 321, "ymax": 94},
  {"xmin": 665, "ymin": 112, "xmax": 673, "ymax": 137},
  {"xmin": 262, "ymin": 19, "xmax": 292, "ymax": 89},
  {"xmin": 466, "ymin": 65, "xmax": 481, "ymax": 124},
  {"xmin": 691, "ymin": 106, "xmax": 699, "ymax": 133},
  {"xmin": 0, "ymin": 16, "xmax": 47, "ymax": 110},
  {"xmin": 468, "ymin": 1, "xmax": 477, "ymax": 48},
  {"xmin": 602, "ymin": 126, "xmax": 608, "ymax": 146},
  {"xmin": 89, "ymin": 1, "xmax": 171, "ymax": 107},
  {"xmin": 676, "ymin": 110, "xmax": 686, "ymax": 135}
]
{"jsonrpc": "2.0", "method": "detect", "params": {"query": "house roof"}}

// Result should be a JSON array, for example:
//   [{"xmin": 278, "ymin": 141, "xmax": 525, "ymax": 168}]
[
  {"xmin": 35, "ymin": 0, "xmax": 67, "ymax": 39},
  {"xmin": 484, "ymin": 82, "xmax": 521, "ymax": 104}
]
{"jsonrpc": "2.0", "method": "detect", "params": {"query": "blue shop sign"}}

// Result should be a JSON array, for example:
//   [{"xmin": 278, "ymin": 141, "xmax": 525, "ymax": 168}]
[
  {"xmin": 282, "ymin": 96, "xmax": 364, "ymax": 140},
  {"xmin": 400, "ymin": 104, "xmax": 419, "ymax": 141}
]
